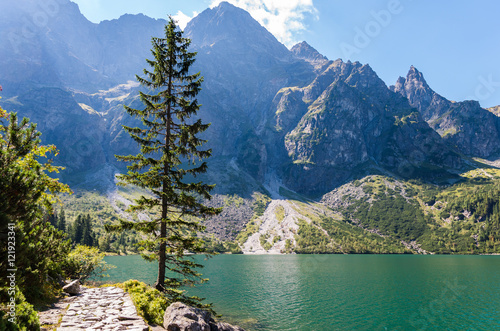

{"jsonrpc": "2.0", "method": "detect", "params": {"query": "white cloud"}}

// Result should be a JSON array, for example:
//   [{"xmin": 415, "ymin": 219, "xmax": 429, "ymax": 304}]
[
  {"xmin": 210, "ymin": 0, "xmax": 318, "ymax": 46},
  {"xmin": 172, "ymin": 10, "xmax": 199, "ymax": 30}
]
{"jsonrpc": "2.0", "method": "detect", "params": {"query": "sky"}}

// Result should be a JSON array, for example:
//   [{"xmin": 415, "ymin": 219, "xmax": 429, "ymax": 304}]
[{"xmin": 71, "ymin": 0, "xmax": 500, "ymax": 108}]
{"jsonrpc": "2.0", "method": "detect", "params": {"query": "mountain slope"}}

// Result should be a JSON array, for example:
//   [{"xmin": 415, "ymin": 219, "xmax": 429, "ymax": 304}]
[
  {"xmin": 0, "ymin": 0, "xmax": 166, "ymax": 92},
  {"xmin": 270, "ymin": 60, "xmax": 464, "ymax": 196},
  {"xmin": 391, "ymin": 66, "xmax": 500, "ymax": 157}
]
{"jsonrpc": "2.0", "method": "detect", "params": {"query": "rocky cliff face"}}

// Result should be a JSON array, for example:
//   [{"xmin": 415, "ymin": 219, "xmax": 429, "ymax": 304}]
[
  {"xmin": 391, "ymin": 66, "xmax": 500, "ymax": 157},
  {"xmin": 183, "ymin": 2, "xmax": 315, "ymax": 166},
  {"xmin": 1, "ymin": 88, "xmax": 106, "ymax": 173},
  {"xmin": 271, "ymin": 60, "xmax": 463, "ymax": 195}
]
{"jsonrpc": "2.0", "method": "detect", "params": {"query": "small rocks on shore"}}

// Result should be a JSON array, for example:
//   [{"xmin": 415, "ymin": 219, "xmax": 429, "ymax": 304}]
[{"xmin": 62, "ymin": 279, "xmax": 81, "ymax": 295}]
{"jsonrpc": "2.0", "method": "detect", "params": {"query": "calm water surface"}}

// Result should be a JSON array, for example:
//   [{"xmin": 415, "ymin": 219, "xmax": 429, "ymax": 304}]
[{"xmin": 103, "ymin": 254, "xmax": 500, "ymax": 330}]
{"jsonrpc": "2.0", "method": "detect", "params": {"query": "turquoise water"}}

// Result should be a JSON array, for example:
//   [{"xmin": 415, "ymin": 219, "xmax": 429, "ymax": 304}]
[{"xmin": 103, "ymin": 254, "xmax": 500, "ymax": 330}]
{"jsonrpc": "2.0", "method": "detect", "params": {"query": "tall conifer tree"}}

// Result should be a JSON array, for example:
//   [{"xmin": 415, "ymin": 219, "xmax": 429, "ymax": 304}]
[
  {"xmin": 57, "ymin": 208, "xmax": 66, "ymax": 232},
  {"xmin": 110, "ymin": 18, "xmax": 220, "ymax": 302},
  {"xmin": 81, "ymin": 214, "xmax": 94, "ymax": 246}
]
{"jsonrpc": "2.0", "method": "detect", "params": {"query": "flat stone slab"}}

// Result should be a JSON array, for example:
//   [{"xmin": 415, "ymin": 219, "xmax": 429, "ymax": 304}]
[{"xmin": 55, "ymin": 287, "xmax": 149, "ymax": 331}]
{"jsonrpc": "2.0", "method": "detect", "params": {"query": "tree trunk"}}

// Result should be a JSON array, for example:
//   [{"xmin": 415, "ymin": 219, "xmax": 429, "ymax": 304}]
[
  {"xmin": 156, "ymin": 48, "xmax": 174, "ymax": 291},
  {"xmin": 156, "ymin": 211, "xmax": 167, "ymax": 291}
]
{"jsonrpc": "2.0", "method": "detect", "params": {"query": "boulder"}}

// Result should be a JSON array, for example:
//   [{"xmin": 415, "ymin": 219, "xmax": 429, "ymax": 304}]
[
  {"xmin": 163, "ymin": 302, "xmax": 211, "ymax": 331},
  {"xmin": 163, "ymin": 302, "xmax": 245, "ymax": 331},
  {"xmin": 62, "ymin": 280, "xmax": 80, "ymax": 295}
]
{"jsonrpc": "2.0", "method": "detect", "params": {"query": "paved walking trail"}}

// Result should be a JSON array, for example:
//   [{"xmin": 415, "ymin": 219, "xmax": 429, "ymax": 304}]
[{"xmin": 54, "ymin": 286, "xmax": 149, "ymax": 331}]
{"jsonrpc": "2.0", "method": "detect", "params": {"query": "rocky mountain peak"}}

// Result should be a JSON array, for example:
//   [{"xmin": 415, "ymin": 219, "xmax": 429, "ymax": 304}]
[
  {"xmin": 1, "ymin": 0, "xmax": 496, "ymax": 199},
  {"xmin": 405, "ymin": 65, "xmax": 431, "ymax": 90},
  {"xmin": 290, "ymin": 41, "xmax": 328, "ymax": 64},
  {"xmin": 393, "ymin": 66, "xmax": 500, "ymax": 158},
  {"xmin": 393, "ymin": 76, "xmax": 406, "ymax": 91},
  {"xmin": 185, "ymin": 1, "xmax": 291, "ymax": 60},
  {"xmin": 391, "ymin": 66, "xmax": 443, "ymax": 118}
]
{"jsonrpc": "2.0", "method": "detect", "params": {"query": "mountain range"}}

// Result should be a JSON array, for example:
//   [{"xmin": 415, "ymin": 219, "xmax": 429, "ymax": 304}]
[{"xmin": 2, "ymin": 0, "xmax": 500, "ymax": 254}]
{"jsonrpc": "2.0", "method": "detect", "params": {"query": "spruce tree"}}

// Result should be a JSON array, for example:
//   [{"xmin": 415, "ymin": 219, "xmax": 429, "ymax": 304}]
[
  {"xmin": 81, "ymin": 214, "xmax": 94, "ymax": 246},
  {"xmin": 57, "ymin": 209, "xmax": 66, "ymax": 232},
  {"xmin": 110, "ymin": 17, "xmax": 220, "ymax": 302},
  {"xmin": 73, "ymin": 215, "xmax": 84, "ymax": 244}
]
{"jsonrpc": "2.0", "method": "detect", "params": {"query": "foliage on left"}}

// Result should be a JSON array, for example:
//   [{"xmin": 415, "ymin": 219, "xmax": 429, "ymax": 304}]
[{"xmin": 0, "ymin": 103, "xmax": 72, "ymax": 330}]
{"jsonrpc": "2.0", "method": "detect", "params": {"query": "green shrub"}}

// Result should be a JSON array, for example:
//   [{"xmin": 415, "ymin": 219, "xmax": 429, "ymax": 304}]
[
  {"xmin": 224, "ymin": 241, "xmax": 243, "ymax": 254},
  {"xmin": 61, "ymin": 245, "xmax": 115, "ymax": 282},
  {"xmin": 260, "ymin": 233, "xmax": 270, "ymax": 250},
  {"xmin": 252, "ymin": 193, "xmax": 271, "ymax": 217},
  {"xmin": 349, "ymin": 194, "xmax": 427, "ymax": 241},
  {"xmin": 0, "ymin": 287, "xmax": 39, "ymax": 331},
  {"xmin": 362, "ymin": 185, "xmax": 373, "ymax": 194},
  {"xmin": 121, "ymin": 280, "xmax": 169, "ymax": 325},
  {"xmin": 236, "ymin": 219, "xmax": 261, "ymax": 244},
  {"xmin": 439, "ymin": 211, "xmax": 451, "ymax": 219}
]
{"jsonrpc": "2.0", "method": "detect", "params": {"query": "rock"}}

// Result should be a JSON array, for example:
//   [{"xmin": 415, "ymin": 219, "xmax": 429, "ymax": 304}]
[
  {"xmin": 163, "ymin": 302, "xmax": 245, "ymax": 331},
  {"xmin": 118, "ymin": 315, "xmax": 141, "ymax": 320},
  {"xmin": 163, "ymin": 302, "xmax": 211, "ymax": 331},
  {"xmin": 62, "ymin": 279, "xmax": 81, "ymax": 295}
]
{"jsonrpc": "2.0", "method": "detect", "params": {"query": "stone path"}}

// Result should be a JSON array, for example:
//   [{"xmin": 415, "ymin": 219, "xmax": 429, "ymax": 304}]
[{"xmin": 56, "ymin": 286, "xmax": 149, "ymax": 331}]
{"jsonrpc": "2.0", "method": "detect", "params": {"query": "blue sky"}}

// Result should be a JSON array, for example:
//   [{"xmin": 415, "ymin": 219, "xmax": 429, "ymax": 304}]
[{"xmin": 72, "ymin": 0, "xmax": 500, "ymax": 108}]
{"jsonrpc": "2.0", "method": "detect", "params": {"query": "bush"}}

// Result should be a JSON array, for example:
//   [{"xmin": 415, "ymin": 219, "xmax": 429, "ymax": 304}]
[
  {"xmin": 121, "ymin": 280, "xmax": 169, "ymax": 325},
  {"xmin": 351, "ymin": 194, "xmax": 427, "ymax": 241},
  {"xmin": 252, "ymin": 193, "xmax": 271, "ymax": 217},
  {"xmin": 224, "ymin": 241, "xmax": 243, "ymax": 254},
  {"xmin": 61, "ymin": 245, "xmax": 115, "ymax": 282},
  {"xmin": 0, "ymin": 287, "xmax": 39, "ymax": 331},
  {"xmin": 236, "ymin": 219, "xmax": 261, "ymax": 244}
]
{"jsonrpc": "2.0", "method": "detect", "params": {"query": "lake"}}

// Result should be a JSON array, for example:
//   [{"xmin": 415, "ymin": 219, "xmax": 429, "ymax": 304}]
[{"xmin": 103, "ymin": 254, "xmax": 500, "ymax": 330}]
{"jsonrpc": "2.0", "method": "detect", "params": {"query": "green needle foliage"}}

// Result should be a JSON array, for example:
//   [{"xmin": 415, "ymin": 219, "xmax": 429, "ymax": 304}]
[{"xmin": 109, "ymin": 17, "xmax": 221, "ymax": 306}]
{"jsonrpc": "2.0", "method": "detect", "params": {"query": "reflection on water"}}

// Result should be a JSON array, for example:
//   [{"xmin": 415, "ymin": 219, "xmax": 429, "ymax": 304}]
[{"xmin": 104, "ymin": 255, "xmax": 500, "ymax": 330}]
